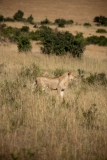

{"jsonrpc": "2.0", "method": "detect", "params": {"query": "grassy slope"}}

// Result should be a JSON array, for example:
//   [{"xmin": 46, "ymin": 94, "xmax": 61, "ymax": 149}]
[{"xmin": 0, "ymin": 0, "xmax": 107, "ymax": 159}]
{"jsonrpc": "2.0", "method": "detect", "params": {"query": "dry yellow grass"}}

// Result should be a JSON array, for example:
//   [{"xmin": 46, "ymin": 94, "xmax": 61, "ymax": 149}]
[
  {"xmin": 0, "ymin": 41, "xmax": 107, "ymax": 159},
  {"xmin": 0, "ymin": 0, "xmax": 107, "ymax": 159}
]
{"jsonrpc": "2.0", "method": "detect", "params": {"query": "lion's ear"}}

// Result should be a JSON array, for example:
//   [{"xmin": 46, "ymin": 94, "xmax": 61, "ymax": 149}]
[{"xmin": 68, "ymin": 72, "xmax": 70, "ymax": 75}]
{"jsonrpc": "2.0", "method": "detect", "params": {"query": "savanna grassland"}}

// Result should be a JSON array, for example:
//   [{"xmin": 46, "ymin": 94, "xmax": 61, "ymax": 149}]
[{"xmin": 0, "ymin": 0, "xmax": 107, "ymax": 160}]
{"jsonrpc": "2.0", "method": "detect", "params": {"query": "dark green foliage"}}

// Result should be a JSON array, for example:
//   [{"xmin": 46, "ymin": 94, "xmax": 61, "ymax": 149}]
[
  {"xmin": 21, "ymin": 26, "xmax": 29, "ymax": 32},
  {"xmin": 83, "ymin": 23, "xmax": 91, "ymax": 27},
  {"xmin": 41, "ymin": 29, "xmax": 85, "ymax": 58},
  {"xmin": 86, "ymin": 35, "xmax": 107, "ymax": 46},
  {"xmin": 0, "ymin": 23, "xmax": 6, "ymax": 33},
  {"xmin": 83, "ymin": 73, "xmax": 107, "ymax": 85},
  {"xmin": 66, "ymin": 19, "xmax": 74, "ymax": 24},
  {"xmin": 41, "ymin": 18, "xmax": 51, "ymax": 25},
  {"xmin": 33, "ymin": 24, "xmax": 37, "ymax": 28},
  {"xmin": 35, "ymin": 26, "xmax": 53, "ymax": 41},
  {"xmin": 96, "ymin": 29, "xmax": 107, "ymax": 33},
  {"xmin": 55, "ymin": 18, "xmax": 74, "ymax": 27},
  {"xmin": 0, "ymin": 14, "xmax": 85, "ymax": 57},
  {"xmin": 0, "ymin": 14, "xmax": 4, "ymax": 22},
  {"xmin": 17, "ymin": 36, "xmax": 32, "ymax": 52},
  {"xmin": 55, "ymin": 18, "xmax": 66, "ymax": 27},
  {"xmin": 13, "ymin": 10, "xmax": 24, "ymax": 21},
  {"xmin": 4, "ymin": 17, "xmax": 14, "ymax": 22},
  {"xmin": 94, "ymin": 15, "xmax": 107, "ymax": 26},
  {"xmin": 1, "ymin": 26, "xmax": 17, "ymax": 37},
  {"xmin": 1, "ymin": 26, "xmax": 21, "ymax": 42},
  {"xmin": 29, "ymin": 31, "xmax": 40, "ymax": 40},
  {"xmin": 26, "ymin": 14, "xmax": 34, "ymax": 24},
  {"xmin": 70, "ymin": 33, "xmax": 86, "ymax": 58}
]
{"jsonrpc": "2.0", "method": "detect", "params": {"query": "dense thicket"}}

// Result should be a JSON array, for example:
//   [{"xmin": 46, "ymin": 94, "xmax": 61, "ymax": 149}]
[{"xmin": 94, "ymin": 15, "xmax": 107, "ymax": 26}]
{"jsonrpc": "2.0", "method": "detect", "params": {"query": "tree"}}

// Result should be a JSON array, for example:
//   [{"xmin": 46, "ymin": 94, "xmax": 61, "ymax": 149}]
[{"xmin": 13, "ymin": 10, "xmax": 24, "ymax": 21}]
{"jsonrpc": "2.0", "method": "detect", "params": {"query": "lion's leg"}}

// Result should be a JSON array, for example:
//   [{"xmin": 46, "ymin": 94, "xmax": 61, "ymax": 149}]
[
  {"xmin": 57, "ymin": 87, "xmax": 64, "ymax": 98},
  {"xmin": 60, "ymin": 91, "xmax": 64, "ymax": 98}
]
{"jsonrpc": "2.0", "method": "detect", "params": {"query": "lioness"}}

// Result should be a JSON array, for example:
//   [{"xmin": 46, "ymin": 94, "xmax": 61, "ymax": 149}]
[{"xmin": 32, "ymin": 72, "xmax": 76, "ymax": 98}]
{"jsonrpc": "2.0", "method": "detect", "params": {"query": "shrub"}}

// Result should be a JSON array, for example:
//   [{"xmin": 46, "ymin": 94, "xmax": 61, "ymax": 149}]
[
  {"xmin": 83, "ymin": 72, "xmax": 107, "ymax": 85},
  {"xmin": 41, "ymin": 30, "xmax": 86, "ymax": 58},
  {"xmin": 0, "ymin": 23, "xmax": 6, "ymax": 32},
  {"xmin": 21, "ymin": 26, "xmax": 30, "ymax": 32},
  {"xmin": 86, "ymin": 35, "xmax": 107, "ymax": 46},
  {"xmin": 0, "ymin": 14, "xmax": 4, "ymax": 22},
  {"xmin": 1, "ymin": 26, "xmax": 21, "ymax": 42},
  {"xmin": 66, "ymin": 19, "xmax": 74, "ymax": 24},
  {"xmin": 17, "ymin": 36, "xmax": 32, "ymax": 52},
  {"xmin": 35, "ymin": 26, "xmax": 53, "ymax": 41},
  {"xmin": 26, "ymin": 14, "xmax": 34, "ymax": 24},
  {"xmin": 41, "ymin": 18, "xmax": 51, "ymax": 25},
  {"xmin": 70, "ymin": 33, "xmax": 86, "ymax": 58},
  {"xmin": 33, "ymin": 24, "xmax": 37, "ymax": 28},
  {"xmin": 55, "ymin": 18, "xmax": 74, "ymax": 27},
  {"xmin": 55, "ymin": 18, "xmax": 66, "ymax": 27},
  {"xmin": 4, "ymin": 17, "xmax": 14, "ymax": 22},
  {"xmin": 96, "ymin": 29, "xmax": 107, "ymax": 33},
  {"xmin": 13, "ymin": 10, "xmax": 24, "ymax": 21},
  {"xmin": 83, "ymin": 23, "xmax": 91, "ymax": 27},
  {"xmin": 94, "ymin": 15, "xmax": 107, "ymax": 26},
  {"xmin": 1, "ymin": 26, "xmax": 16, "ymax": 37}
]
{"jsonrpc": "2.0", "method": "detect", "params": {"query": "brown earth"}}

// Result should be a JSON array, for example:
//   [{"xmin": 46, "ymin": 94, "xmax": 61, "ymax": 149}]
[{"xmin": 0, "ymin": 0, "xmax": 107, "ymax": 23}]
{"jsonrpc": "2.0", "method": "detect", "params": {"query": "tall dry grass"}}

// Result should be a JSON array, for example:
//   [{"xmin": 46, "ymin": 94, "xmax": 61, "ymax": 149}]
[{"xmin": 0, "ymin": 42, "xmax": 107, "ymax": 160}]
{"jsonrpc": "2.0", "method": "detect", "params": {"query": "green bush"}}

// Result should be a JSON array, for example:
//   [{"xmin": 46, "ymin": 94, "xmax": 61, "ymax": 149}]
[
  {"xmin": 83, "ymin": 23, "xmax": 91, "ymax": 27},
  {"xmin": 55, "ymin": 18, "xmax": 66, "ymax": 27},
  {"xmin": 83, "ymin": 72, "xmax": 107, "ymax": 85},
  {"xmin": 17, "ymin": 36, "xmax": 32, "ymax": 52},
  {"xmin": 41, "ymin": 30, "xmax": 86, "ymax": 58},
  {"xmin": 29, "ymin": 31, "xmax": 39, "ymax": 40},
  {"xmin": 94, "ymin": 15, "xmax": 107, "ymax": 26},
  {"xmin": 13, "ymin": 10, "xmax": 24, "ymax": 21},
  {"xmin": 0, "ymin": 23, "xmax": 6, "ymax": 32},
  {"xmin": 86, "ymin": 35, "xmax": 107, "ymax": 46},
  {"xmin": 21, "ymin": 26, "xmax": 30, "ymax": 32},
  {"xmin": 1, "ymin": 26, "xmax": 16, "ymax": 37},
  {"xmin": 26, "ymin": 14, "xmax": 34, "ymax": 24},
  {"xmin": 34, "ymin": 26, "xmax": 53, "ymax": 41},
  {"xmin": 1, "ymin": 26, "xmax": 21, "ymax": 42},
  {"xmin": 0, "ymin": 14, "xmax": 4, "ymax": 22},
  {"xmin": 33, "ymin": 24, "xmax": 37, "ymax": 28},
  {"xmin": 66, "ymin": 19, "xmax": 74, "ymax": 24},
  {"xmin": 41, "ymin": 18, "xmax": 51, "ymax": 25},
  {"xmin": 4, "ymin": 17, "xmax": 14, "ymax": 22},
  {"xmin": 54, "ymin": 18, "xmax": 74, "ymax": 27},
  {"xmin": 96, "ymin": 29, "xmax": 107, "ymax": 33}
]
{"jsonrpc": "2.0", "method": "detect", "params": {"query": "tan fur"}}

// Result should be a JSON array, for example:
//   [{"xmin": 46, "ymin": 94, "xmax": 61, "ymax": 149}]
[{"xmin": 32, "ymin": 72, "xmax": 76, "ymax": 98}]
